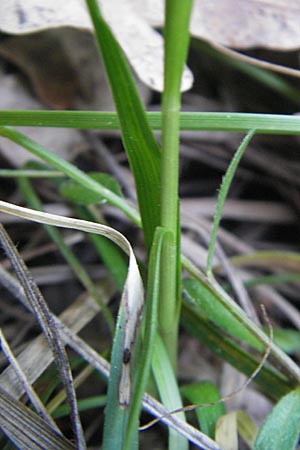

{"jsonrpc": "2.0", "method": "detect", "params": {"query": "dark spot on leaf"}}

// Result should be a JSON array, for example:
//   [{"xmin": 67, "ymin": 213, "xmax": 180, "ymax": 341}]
[{"xmin": 123, "ymin": 348, "xmax": 131, "ymax": 364}]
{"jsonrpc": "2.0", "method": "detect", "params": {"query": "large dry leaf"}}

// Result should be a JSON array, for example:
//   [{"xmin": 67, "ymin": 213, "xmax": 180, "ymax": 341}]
[
  {"xmin": 0, "ymin": 0, "xmax": 193, "ymax": 92},
  {"xmin": 0, "ymin": 28, "xmax": 150, "ymax": 110},
  {"xmin": 1, "ymin": 1, "xmax": 299, "ymax": 97},
  {"xmin": 136, "ymin": 0, "xmax": 300, "ymax": 51}
]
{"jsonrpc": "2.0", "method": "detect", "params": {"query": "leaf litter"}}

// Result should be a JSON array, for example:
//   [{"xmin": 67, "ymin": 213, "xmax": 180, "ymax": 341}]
[{"xmin": 1, "ymin": 1, "xmax": 300, "ymax": 448}]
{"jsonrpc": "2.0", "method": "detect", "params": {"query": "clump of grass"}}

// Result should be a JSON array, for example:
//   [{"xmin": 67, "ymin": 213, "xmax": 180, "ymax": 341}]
[{"xmin": 0, "ymin": 1, "xmax": 300, "ymax": 450}]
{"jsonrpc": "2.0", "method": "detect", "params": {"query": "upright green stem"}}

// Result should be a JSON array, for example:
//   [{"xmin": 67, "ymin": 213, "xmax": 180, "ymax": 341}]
[{"xmin": 159, "ymin": 0, "xmax": 193, "ymax": 366}]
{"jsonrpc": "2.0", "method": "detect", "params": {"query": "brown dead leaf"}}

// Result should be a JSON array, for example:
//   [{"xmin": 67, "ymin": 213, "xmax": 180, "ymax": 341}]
[{"xmin": 0, "ymin": 31, "xmax": 79, "ymax": 109}]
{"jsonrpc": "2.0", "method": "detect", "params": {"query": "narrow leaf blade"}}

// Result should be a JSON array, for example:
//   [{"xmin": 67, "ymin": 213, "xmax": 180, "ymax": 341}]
[
  {"xmin": 181, "ymin": 381, "xmax": 225, "ymax": 438},
  {"xmin": 152, "ymin": 334, "xmax": 188, "ymax": 450},
  {"xmin": 183, "ymin": 278, "xmax": 261, "ymax": 349},
  {"xmin": 60, "ymin": 172, "xmax": 123, "ymax": 205},
  {"xmin": 86, "ymin": 0, "xmax": 161, "ymax": 249},
  {"xmin": 236, "ymin": 411, "xmax": 257, "ymax": 448},
  {"xmin": 125, "ymin": 227, "xmax": 169, "ymax": 450},
  {"xmin": 254, "ymin": 388, "xmax": 300, "ymax": 450}
]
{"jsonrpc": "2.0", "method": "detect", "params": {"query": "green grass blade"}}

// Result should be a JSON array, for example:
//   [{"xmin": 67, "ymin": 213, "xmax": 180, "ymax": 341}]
[
  {"xmin": 181, "ymin": 300, "xmax": 291, "ymax": 401},
  {"xmin": 244, "ymin": 273, "xmax": 300, "ymax": 289},
  {"xmin": 196, "ymin": 40, "xmax": 300, "ymax": 104},
  {"xmin": 18, "ymin": 176, "xmax": 115, "ymax": 332},
  {"xmin": 85, "ymin": 0, "xmax": 161, "ymax": 249},
  {"xmin": 0, "ymin": 169, "xmax": 64, "ymax": 178},
  {"xmin": 158, "ymin": 0, "xmax": 193, "ymax": 367},
  {"xmin": 271, "ymin": 328, "xmax": 300, "ymax": 355},
  {"xmin": 236, "ymin": 411, "xmax": 257, "ymax": 449},
  {"xmin": 52, "ymin": 395, "xmax": 107, "ymax": 419},
  {"xmin": 0, "ymin": 126, "xmax": 139, "ymax": 226},
  {"xmin": 182, "ymin": 256, "xmax": 300, "ymax": 385},
  {"xmin": 181, "ymin": 382, "xmax": 225, "ymax": 439},
  {"xmin": 102, "ymin": 306, "xmax": 130, "ymax": 450},
  {"xmin": 125, "ymin": 227, "xmax": 169, "ymax": 450},
  {"xmin": 20, "ymin": 160, "xmax": 127, "ymax": 292},
  {"xmin": 0, "ymin": 200, "xmax": 144, "ymax": 450},
  {"xmin": 102, "ymin": 275, "xmax": 142, "ymax": 450},
  {"xmin": 206, "ymin": 129, "xmax": 256, "ymax": 276},
  {"xmin": 60, "ymin": 172, "xmax": 123, "ymax": 205},
  {"xmin": 2, "ymin": 111, "xmax": 300, "ymax": 134},
  {"xmin": 152, "ymin": 334, "xmax": 188, "ymax": 450},
  {"xmin": 183, "ymin": 278, "xmax": 261, "ymax": 349},
  {"xmin": 18, "ymin": 160, "xmax": 128, "ymax": 292},
  {"xmin": 99, "ymin": 223, "xmax": 169, "ymax": 450},
  {"xmin": 254, "ymin": 388, "xmax": 300, "ymax": 450}
]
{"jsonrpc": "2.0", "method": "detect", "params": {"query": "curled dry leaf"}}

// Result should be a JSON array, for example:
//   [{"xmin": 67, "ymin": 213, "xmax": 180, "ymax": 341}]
[
  {"xmin": 0, "ymin": 199, "xmax": 144, "ymax": 406},
  {"xmin": 0, "ymin": 0, "xmax": 193, "ymax": 92}
]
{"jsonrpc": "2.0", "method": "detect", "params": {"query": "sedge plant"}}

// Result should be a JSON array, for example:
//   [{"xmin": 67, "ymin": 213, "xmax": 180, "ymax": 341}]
[{"xmin": 1, "ymin": 1, "xmax": 300, "ymax": 450}]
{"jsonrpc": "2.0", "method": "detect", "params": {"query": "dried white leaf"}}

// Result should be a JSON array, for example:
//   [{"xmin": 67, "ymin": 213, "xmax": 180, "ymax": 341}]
[
  {"xmin": 0, "ymin": 267, "xmax": 219, "ymax": 449},
  {"xmin": 138, "ymin": 0, "xmax": 300, "ymax": 51},
  {"xmin": 0, "ymin": 328, "xmax": 60, "ymax": 433},
  {"xmin": 0, "ymin": 0, "xmax": 193, "ymax": 92},
  {"xmin": 0, "ymin": 200, "xmax": 144, "ymax": 406},
  {"xmin": 189, "ymin": 0, "xmax": 300, "ymax": 51},
  {"xmin": 1, "ymin": 0, "xmax": 299, "ymax": 97}
]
